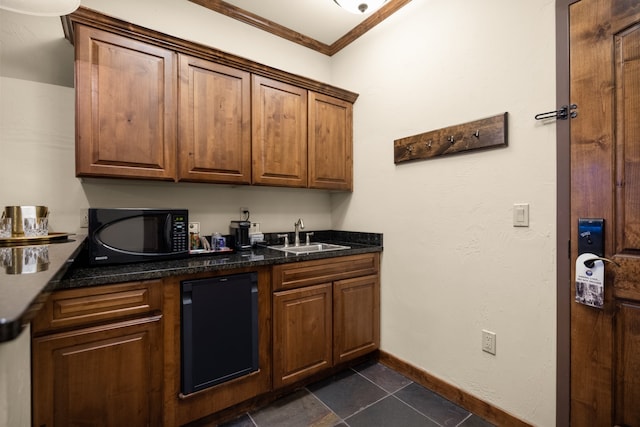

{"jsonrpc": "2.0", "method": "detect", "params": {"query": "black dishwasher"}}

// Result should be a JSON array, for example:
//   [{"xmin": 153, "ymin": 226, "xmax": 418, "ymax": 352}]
[{"xmin": 180, "ymin": 272, "xmax": 258, "ymax": 395}]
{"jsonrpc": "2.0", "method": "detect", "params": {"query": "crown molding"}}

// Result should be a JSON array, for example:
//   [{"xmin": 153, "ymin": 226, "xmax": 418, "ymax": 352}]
[{"xmin": 189, "ymin": 0, "xmax": 412, "ymax": 56}]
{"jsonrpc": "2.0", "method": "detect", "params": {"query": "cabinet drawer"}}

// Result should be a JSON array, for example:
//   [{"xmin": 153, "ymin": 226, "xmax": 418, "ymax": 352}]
[
  {"xmin": 273, "ymin": 253, "xmax": 379, "ymax": 291},
  {"xmin": 32, "ymin": 280, "xmax": 162, "ymax": 334}
]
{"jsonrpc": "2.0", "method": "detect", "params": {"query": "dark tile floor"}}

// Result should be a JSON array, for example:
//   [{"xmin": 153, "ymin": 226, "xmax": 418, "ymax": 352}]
[{"xmin": 219, "ymin": 361, "xmax": 496, "ymax": 427}]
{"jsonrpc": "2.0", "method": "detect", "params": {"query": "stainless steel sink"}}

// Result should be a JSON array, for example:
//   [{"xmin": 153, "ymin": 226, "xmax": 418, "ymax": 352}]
[{"xmin": 269, "ymin": 242, "xmax": 351, "ymax": 255}]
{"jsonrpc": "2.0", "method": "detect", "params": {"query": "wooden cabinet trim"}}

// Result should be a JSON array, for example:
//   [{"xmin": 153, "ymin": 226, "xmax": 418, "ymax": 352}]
[
  {"xmin": 272, "ymin": 253, "xmax": 379, "ymax": 291},
  {"xmin": 32, "ymin": 280, "xmax": 162, "ymax": 334},
  {"xmin": 64, "ymin": 7, "xmax": 358, "ymax": 104}
]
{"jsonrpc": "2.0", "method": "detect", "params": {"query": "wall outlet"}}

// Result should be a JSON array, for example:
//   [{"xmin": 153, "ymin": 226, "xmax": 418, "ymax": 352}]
[
  {"xmin": 80, "ymin": 209, "xmax": 89, "ymax": 228},
  {"xmin": 240, "ymin": 207, "xmax": 249, "ymax": 220},
  {"xmin": 482, "ymin": 330, "xmax": 496, "ymax": 355},
  {"xmin": 188, "ymin": 222, "xmax": 200, "ymax": 234}
]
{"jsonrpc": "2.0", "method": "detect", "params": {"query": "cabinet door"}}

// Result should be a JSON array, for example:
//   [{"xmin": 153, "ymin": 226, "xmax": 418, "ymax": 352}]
[
  {"xmin": 308, "ymin": 92, "xmax": 353, "ymax": 191},
  {"xmin": 334, "ymin": 274, "xmax": 380, "ymax": 364},
  {"xmin": 252, "ymin": 76, "xmax": 307, "ymax": 187},
  {"xmin": 273, "ymin": 283, "xmax": 332, "ymax": 388},
  {"xmin": 75, "ymin": 24, "xmax": 177, "ymax": 180},
  {"xmin": 32, "ymin": 316, "xmax": 163, "ymax": 427},
  {"xmin": 178, "ymin": 55, "xmax": 251, "ymax": 184}
]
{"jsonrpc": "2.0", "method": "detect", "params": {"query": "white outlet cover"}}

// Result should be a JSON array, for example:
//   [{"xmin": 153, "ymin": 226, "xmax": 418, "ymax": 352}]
[{"xmin": 482, "ymin": 329, "xmax": 496, "ymax": 355}]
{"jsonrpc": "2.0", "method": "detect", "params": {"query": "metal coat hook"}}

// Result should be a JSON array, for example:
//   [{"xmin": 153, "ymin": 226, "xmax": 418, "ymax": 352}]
[
  {"xmin": 447, "ymin": 136, "xmax": 455, "ymax": 144},
  {"xmin": 472, "ymin": 130, "xmax": 480, "ymax": 138},
  {"xmin": 535, "ymin": 104, "xmax": 578, "ymax": 121},
  {"xmin": 426, "ymin": 140, "xmax": 432, "ymax": 149}
]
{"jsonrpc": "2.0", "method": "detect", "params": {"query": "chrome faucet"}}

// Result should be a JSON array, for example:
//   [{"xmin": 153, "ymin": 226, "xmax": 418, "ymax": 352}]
[
  {"xmin": 277, "ymin": 233, "xmax": 289, "ymax": 247},
  {"xmin": 294, "ymin": 218, "xmax": 304, "ymax": 246}
]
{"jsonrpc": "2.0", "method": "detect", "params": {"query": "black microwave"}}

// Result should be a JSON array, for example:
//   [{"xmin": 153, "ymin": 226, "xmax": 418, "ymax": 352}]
[{"xmin": 88, "ymin": 208, "xmax": 189, "ymax": 265}]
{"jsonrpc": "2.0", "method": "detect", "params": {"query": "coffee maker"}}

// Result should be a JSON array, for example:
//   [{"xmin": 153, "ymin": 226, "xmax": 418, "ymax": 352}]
[{"xmin": 229, "ymin": 220, "xmax": 251, "ymax": 251}]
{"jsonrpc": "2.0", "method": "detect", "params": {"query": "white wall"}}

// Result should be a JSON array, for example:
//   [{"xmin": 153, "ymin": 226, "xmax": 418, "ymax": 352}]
[
  {"xmin": 0, "ymin": 1, "xmax": 558, "ymax": 426},
  {"xmin": 331, "ymin": 1, "xmax": 557, "ymax": 425}
]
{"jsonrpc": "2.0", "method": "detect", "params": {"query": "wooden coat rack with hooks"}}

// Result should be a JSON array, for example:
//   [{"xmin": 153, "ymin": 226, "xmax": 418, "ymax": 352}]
[{"xmin": 393, "ymin": 113, "xmax": 508, "ymax": 164}]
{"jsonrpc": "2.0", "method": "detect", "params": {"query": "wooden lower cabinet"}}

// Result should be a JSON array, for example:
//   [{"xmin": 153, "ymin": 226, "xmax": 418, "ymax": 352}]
[
  {"xmin": 272, "ymin": 254, "xmax": 380, "ymax": 388},
  {"xmin": 273, "ymin": 283, "xmax": 333, "ymax": 388},
  {"xmin": 30, "ymin": 255, "xmax": 379, "ymax": 425},
  {"xmin": 334, "ymin": 274, "xmax": 380, "ymax": 364},
  {"xmin": 32, "ymin": 316, "xmax": 163, "ymax": 427},
  {"xmin": 31, "ymin": 280, "xmax": 163, "ymax": 427}
]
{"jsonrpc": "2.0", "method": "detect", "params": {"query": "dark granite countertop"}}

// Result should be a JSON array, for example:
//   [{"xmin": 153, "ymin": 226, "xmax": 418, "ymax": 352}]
[
  {"xmin": 0, "ymin": 235, "xmax": 86, "ymax": 342},
  {"xmin": 55, "ymin": 230, "xmax": 383, "ymax": 290},
  {"xmin": 0, "ymin": 230, "xmax": 381, "ymax": 343}
]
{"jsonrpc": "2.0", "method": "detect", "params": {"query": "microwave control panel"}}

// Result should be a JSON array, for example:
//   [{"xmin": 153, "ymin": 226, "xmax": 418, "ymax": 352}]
[{"xmin": 172, "ymin": 214, "xmax": 188, "ymax": 253}]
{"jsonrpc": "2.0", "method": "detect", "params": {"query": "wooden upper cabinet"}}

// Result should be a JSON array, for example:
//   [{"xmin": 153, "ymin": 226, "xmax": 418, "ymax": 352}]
[
  {"xmin": 252, "ymin": 75, "xmax": 308, "ymax": 187},
  {"xmin": 69, "ymin": 9, "xmax": 357, "ymax": 188},
  {"xmin": 74, "ymin": 24, "xmax": 177, "ymax": 180},
  {"xmin": 177, "ymin": 54, "xmax": 251, "ymax": 184},
  {"xmin": 308, "ymin": 92, "xmax": 353, "ymax": 191}
]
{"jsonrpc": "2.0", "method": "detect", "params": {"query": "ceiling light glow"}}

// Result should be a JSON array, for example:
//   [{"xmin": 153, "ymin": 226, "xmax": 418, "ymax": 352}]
[{"xmin": 333, "ymin": 0, "xmax": 388, "ymax": 14}]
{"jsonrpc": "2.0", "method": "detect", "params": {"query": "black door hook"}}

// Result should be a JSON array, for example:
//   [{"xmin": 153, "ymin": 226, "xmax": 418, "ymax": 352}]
[{"xmin": 534, "ymin": 104, "xmax": 578, "ymax": 120}]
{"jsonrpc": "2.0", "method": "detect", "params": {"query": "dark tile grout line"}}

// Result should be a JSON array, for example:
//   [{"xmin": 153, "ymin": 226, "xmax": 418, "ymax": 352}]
[
  {"xmin": 340, "ymin": 367, "xmax": 416, "ymax": 424},
  {"xmin": 352, "ymin": 365, "xmax": 482, "ymax": 427},
  {"xmin": 314, "ymin": 368, "xmax": 403, "ymax": 425},
  {"xmin": 324, "ymin": 365, "xmax": 477, "ymax": 427},
  {"xmin": 303, "ymin": 365, "xmax": 447, "ymax": 427},
  {"xmin": 223, "ymin": 364, "xmax": 485, "ymax": 427}
]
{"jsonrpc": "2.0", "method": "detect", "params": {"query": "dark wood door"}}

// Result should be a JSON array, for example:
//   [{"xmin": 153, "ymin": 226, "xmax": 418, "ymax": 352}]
[
  {"xmin": 75, "ymin": 24, "xmax": 177, "ymax": 180},
  {"xmin": 570, "ymin": 1, "xmax": 640, "ymax": 425},
  {"xmin": 252, "ymin": 75, "xmax": 308, "ymax": 187},
  {"xmin": 177, "ymin": 54, "xmax": 251, "ymax": 184},
  {"xmin": 273, "ymin": 283, "xmax": 332, "ymax": 388},
  {"xmin": 32, "ymin": 316, "xmax": 163, "ymax": 427}
]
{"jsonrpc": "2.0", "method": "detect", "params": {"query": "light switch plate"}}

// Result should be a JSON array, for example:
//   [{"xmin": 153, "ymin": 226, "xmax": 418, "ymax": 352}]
[
  {"xmin": 188, "ymin": 222, "xmax": 200, "ymax": 234},
  {"xmin": 513, "ymin": 203, "xmax": 529, "ymax": 227}
]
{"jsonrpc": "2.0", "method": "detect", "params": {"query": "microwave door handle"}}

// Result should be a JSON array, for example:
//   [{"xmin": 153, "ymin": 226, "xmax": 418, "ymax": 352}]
[{"xmin": 165, "ymin": 214, "xmax": 173, "ymax": 250}]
